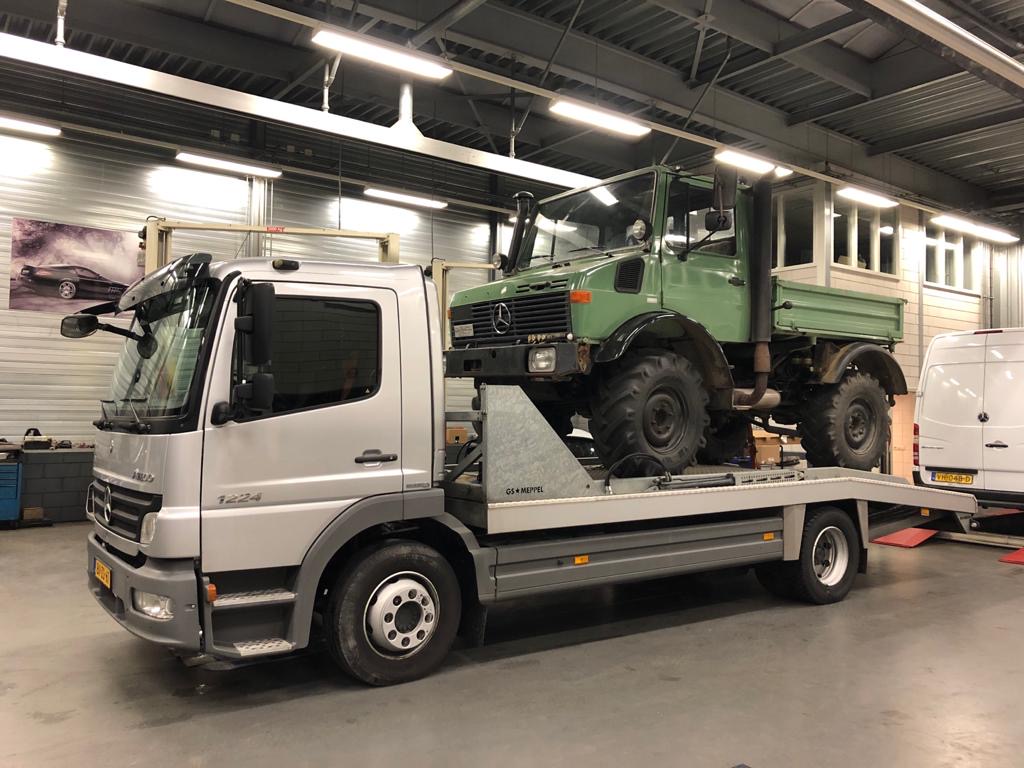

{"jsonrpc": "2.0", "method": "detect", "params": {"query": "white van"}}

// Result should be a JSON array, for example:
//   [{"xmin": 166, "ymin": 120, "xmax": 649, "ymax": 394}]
[{"xmin": 915, "ymin": 327, "xmax": 1024, "ymax": 508}]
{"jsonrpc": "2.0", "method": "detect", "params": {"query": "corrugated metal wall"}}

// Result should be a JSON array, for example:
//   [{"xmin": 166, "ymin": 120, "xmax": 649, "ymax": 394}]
[
  {"xmin": 993, "ymin": 243, "xmax": 1024, "ymax": 329},
  {"xmin": 0, "ymin": 136, "xmax": 493, "ymax": 443}
]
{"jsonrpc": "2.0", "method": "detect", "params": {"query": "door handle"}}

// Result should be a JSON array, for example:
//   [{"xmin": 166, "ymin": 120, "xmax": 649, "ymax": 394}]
[
  {"xmin": 355, "ymin": 450, "xmax": 399, "ymax": 464},
  {"xmin": 985, "ymin": 441, "xmax": 1008, "ymax": 449},
  {"xmin": 728, "ymin": 275, "xmax": 746, "ymax": 286}
]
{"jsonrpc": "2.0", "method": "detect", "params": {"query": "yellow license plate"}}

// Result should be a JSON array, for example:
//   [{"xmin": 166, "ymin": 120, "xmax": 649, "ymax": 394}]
[
  {"xmin": 933, "ymin": 472, "xmax": 973, "ymax": 485},
  {"xmin": 94, "ymin": 558, "xmax": 112, "ymax": 590}
]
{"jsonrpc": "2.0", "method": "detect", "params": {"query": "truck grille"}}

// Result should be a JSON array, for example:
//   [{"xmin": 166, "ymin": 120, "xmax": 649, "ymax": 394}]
[
  {"xmin": 452, "ymin": 292, "xmax": 571, "ymax": 347},
  {"xmin": 89, "ymin": 480, "xmax": 162, "ymax": 541}
]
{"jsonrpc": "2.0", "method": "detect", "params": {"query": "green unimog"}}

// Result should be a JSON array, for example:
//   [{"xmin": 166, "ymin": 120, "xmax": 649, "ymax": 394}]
[{"xmin": 445, "ymin": 166, "xmax": 906, "ymax": 474}]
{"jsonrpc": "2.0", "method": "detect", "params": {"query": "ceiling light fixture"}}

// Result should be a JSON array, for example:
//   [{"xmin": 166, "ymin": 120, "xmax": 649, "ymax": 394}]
[
  {"xmin": 931, "ymin": 214, "xmax": 1019, "ymax": 244},
  {"xmin": 713, "ymin": 149, "xmax": 775, "ymax": 176},
  {"xmin": 879, "ymin": 225, "xmax": 895, "ymax": 236},
  {"xmin": 176, "ymin": 151, "xmax": 281, "ymax": 178},
  {"xmin": 836, "ymin": 186, "xmax": 899, "ymax": 208},
  {"xmin": 549, "ymin": 99, "xmax": 650, "ymax": 138},
  {"xmin": 364, "ymin": 187, "xmax": 448, "ymax": 209},
  {"xmin": 774, "ymin": 166, "xmax": 794, "ymax": 178},
  {"xmin": 590, "ymin": 186, "xmax": 618, "ymax": 206},
  {"xmin": 0, "ymin": 115, "xmax": 61, "ymax": 137},
  {"xmin": 312, "ymin": 29, "xmax": 452, "ymax": 80}
]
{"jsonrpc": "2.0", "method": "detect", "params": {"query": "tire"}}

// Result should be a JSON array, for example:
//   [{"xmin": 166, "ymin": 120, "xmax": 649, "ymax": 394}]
[
  {"xmin": 325, "ymin": 540, "xmax": 461, "ymax": 686},
  {"xmin": 758, "ymin": 506, "xmax": 860, "ymax": 604},
  {"xmin": 57, "ymin": 280, "xmax": 78, "ymax": 300},
  {"xmin": 697, "ymin": 412, "xmax": 750, "ymax": 465},
  {"xmin": 798, "ymin": 372, "xmax": 890, "ymax": 470},
  {"xmin": 589, "ymin": 349, "xmax": 709, "ymax": 475}
]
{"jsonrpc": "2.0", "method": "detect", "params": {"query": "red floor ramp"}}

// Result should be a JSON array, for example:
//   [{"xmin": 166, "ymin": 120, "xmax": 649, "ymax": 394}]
[
  {"xmin": 998, "ymin": 548, "xmax": 1024, "ymax": 565},
  {"xmin": 871, "ymin": 528, "xmax": 939, "ymax": 548}
]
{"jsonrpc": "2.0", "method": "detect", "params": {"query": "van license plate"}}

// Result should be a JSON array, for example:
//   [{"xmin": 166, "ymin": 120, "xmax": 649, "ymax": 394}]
[
  {"xmin": 94, "ymin": 558, "xmax": 112, "ymax": 590},
  {"xmin": 933, "ymin": 472, "xmax": 973, "ymax": 485}
]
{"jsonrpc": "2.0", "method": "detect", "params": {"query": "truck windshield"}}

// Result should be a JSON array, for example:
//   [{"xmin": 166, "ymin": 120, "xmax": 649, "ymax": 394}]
[
  {"xmin": 105, "ymin": 280, "xmax": 219, "ymax": 425},
  {"xmin": 515, "ymin": 172, "xmax": 655, "ymax": 271}
]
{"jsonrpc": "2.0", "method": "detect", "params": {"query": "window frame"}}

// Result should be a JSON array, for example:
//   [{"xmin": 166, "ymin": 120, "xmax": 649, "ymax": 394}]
[
  {"xmin": 663, "ymin": 175, "xmax": 737, "ymax": 259},
  {"xmin": 829, "ymin": 186, "xmax": 900, "ymax": 276},
  {"xmin": 231, "ymin": 293, "xmax": 384, "ymax": 422},
  {"xmin": 924, "ymin": 224, "xmax": 978, "ymax": 293}
]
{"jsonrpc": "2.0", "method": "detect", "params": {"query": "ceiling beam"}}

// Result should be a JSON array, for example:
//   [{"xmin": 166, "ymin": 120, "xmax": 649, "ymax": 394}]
[
  {"xmin": 866, "ymin": 105, "xmax": 1024, "ymax": 155},
  {"xmin": 647, "ymin": 0, "xmax": 872, "ymax": 95},
  {"xmin": 707, "ymin": 11, "xmax": 867, "ymax": 84},
  {"xmin": 408, "ymin": 0, "xmax": 487, "ymax": 49},
  {"xmin": 839, "ymin": 0, "xmax": 1024, "ymax": 102}
]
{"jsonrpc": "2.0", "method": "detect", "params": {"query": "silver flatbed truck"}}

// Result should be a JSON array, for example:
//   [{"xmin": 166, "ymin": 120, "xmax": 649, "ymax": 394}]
[{"xmin": 63, "ymin": 254, "xmax": 977, "ymax": 685}]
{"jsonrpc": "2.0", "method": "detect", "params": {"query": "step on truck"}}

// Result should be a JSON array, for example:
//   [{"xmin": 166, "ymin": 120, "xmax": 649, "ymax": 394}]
[
  {"xmin": 446, "ymin": 166, "xmax": 907, "ymax": 475},
  {"xmin": 63, "ymin": 252, "xmax": 974, "ymax": 686}
]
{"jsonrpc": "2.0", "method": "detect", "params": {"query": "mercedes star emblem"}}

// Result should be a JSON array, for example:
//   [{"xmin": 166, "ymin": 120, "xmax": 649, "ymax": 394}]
[
  {"xmin": 491, "ymin": 302, "xmax": 512, "ymax": 335},
  {"xmin": 100, "ymin": 485, "xmax": 113, "ymax": 524}
]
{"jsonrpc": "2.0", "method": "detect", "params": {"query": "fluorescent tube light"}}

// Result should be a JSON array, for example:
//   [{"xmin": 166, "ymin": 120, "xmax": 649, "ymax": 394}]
[
  {"xmin": 714, "ymin": 149, "xmax": 775, "ymax": 176},
  {"xmin": 364, "ymin": 187, "xmax": 448, "ymax": 209},
  {"xmin": 879, "ymin": 225, "xmax": 895, "ymax": 236},
  {"xmin": 549, "ymin": 99, "xmax": 650, "ymax": 137},
  {"xmin": 931, "ymin": 214, "xmax": 1019, "ymax": 244},
  {"xmin": 0, "ymin": 115, "xmax": 61, "ymax": 137},
  {"xmin": 176, "ymin": 152, "xmax": 281, "ymax": 178},
  {"xmin": 836, "ymin": 187, "xmax": 898, "ymax": 208},
  {"xmin": 774, "ymin": 166, "xmax": 793, "ymax": 178},
  {"xmin": 590, "ymin": 186, "xmax": 618, "ymax": 206},
  {"xmin": 313, "ymin": 29, "xmax": 452, "ymax": 80}
]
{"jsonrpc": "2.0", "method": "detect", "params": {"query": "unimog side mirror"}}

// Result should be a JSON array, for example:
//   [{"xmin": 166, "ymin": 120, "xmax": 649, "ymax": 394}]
[{"xmin": 712, "ymin": 165, "xmax": 738, "ymax": 214}]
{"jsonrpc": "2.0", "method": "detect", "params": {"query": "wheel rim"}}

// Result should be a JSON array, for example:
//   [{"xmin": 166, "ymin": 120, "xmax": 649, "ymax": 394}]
[
  {"xmin": 58, "ymin": 281, "xmax": 76, "ymax": 299},
  {"xmin": 812, "ymin": 526, "xmax": 850, "ymax": 587},
  {"xmin": 363, "ymin": 571, "xmax": 439, "ymax": 658},
  {"xmin": 642, "ymin": 388, "xmax": 687, "ymax": 451},
  {"xmin": 843, "ymin": 398, "xmax": 877, "ymax": 453}
]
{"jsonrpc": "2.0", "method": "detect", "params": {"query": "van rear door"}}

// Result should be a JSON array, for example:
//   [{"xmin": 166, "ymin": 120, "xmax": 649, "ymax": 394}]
[
  {"xmin": 982, "ymin": 329, "xmax": 1024, "ymax": 493},
  {"xmin": 917, "ymin": 332, "xmax": 986, "ymax": 490}
]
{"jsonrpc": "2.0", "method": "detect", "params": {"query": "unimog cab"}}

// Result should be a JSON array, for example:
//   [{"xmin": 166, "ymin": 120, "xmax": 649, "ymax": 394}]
[{"xmin": 445, "ymin": 165, "xmax": 907, "ymax": 474}]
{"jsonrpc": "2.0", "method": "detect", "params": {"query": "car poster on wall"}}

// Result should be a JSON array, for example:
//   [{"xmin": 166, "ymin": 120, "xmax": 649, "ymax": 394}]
[{"xmin": 9, "ymin": 218, "xmax": 143, "ymax": 313}]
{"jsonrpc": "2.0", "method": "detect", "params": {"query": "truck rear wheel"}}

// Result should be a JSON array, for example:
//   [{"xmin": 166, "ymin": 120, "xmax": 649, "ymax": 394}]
[
  {"xmin": 799, "ymin": 372, "xmax": 889, "ymax": 470},
  {"xmin": 755, "ymin": 506, "xmax": 860, "ymax": 604},
  {"xmin": 589, "ymin": 349, "xmax": 709, "ymax": 475},
  {"xmin": 325, "ymin": 540, "xmax": 461, "ymax": 686}
]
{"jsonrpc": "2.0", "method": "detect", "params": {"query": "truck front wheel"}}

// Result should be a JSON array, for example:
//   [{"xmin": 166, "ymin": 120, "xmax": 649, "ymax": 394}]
[
  {"xmin": 799, "ymin": 372, "xmax": 890, "ymax": 470},
  {"xmin": 589, "ymin": 349, "xmax": 709, "ymax": 474},
  {"xmin": 325, "ymin": 540, "xmax": 461, "ymax": 686}
]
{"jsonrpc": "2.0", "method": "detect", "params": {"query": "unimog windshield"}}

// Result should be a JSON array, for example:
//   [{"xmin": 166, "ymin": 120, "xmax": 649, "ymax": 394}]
[{"xmin": 512, "ymin": 171, "xmax": 655, "ymax": 272}]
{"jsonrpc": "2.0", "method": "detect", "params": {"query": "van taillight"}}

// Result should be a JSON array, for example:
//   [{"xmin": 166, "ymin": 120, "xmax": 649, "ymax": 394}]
[{"xmin": 913, "ymin": 423, "xmax": 920, "ymax": 467}]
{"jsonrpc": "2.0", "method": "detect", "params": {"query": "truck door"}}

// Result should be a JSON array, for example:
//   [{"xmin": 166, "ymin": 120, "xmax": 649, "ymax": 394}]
[
  {"xmin": 199, "ymin": 281, "xmax": 402, "ymax": 573},
  {"xmin": 982, "ymin": 329, "xmax": 1024, "ymax": 493},
  {"xmin": 659, "ymin": 176, "xmax": 750, "ymax": 343},
  {"xmin": 917, "ymin": 333, "xmax": 986, "ymax": 489}
]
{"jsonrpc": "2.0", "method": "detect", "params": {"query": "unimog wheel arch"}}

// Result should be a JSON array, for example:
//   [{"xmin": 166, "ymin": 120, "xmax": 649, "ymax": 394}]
[
  {"xmin": 816, "ymin": 342, "xmax": 908, "ymax": 397},
  {"xmin": 593, "ymin": 311, "xmax": 734, "ymax": 410}
]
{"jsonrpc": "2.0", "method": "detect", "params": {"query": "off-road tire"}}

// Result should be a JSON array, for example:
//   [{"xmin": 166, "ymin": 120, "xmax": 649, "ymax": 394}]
[
  {"xmin": 589, "ymin": 349, "xmax": 709, "ymax": 475},
  {"xmin": 799, "ymin": 372, "xmax": 889, "ymax": 470},
  {"xmin": 325, "ymin": 540, "xmax": 461, "ymax": 686},
  {"xmin": 697, "ymin": 413, "xmax": 750, "ymax": 465}
]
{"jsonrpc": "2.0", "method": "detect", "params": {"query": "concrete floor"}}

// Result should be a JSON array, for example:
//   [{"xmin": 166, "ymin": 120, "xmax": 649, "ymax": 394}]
[{"xmin": 3, "ymin": 523, "xmax": 1024, "ymax": 768}]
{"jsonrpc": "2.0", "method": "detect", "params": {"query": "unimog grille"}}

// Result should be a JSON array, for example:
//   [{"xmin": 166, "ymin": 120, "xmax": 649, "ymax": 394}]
[{"xmin": 452, "ymin": 291, "xmax": 571, "ymax": 347}]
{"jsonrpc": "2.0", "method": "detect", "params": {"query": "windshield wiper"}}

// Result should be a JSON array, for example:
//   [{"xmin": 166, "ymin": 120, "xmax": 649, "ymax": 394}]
[
  {"xmin": 120, "ymin": 397, "xmax": 152, "ymax": 434},
  {"xmin": 566, "ymin": 245, "xmax": 615, "ymax": 256}
]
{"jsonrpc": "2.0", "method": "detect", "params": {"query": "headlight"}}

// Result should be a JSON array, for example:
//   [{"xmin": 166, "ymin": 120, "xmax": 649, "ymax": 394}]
[
  {"xmin": 528, "ymin": 346, "xmax": 557, "ymax": 373},
  {"xmin": 132, "ymin": 590, "xmax": 174, "ymax": 620},
  {"xmin": 139, "ymin": 513, "xmax": 158, "ymax": 545}
]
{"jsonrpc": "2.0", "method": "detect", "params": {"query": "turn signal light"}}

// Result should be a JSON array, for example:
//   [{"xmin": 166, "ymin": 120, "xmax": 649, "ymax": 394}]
[
  {"xmin": 206, "ymin": 583, "xmax": 218, "ymax": 603},
  {"xmin": 569, "ymin": 290, "xmax": 592, "ymax": 304}
]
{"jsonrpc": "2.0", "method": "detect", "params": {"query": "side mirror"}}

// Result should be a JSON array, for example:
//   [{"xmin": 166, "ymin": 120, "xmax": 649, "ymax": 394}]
[
  {"xmin": 234, "ymin": 372, "xmax": 274, "ymax": 412},
  {"xmin": 712, "ymin": 166, "xmax": 738, "ymax": 214},
  {"xmin": 61, "ymin": 314, "xmax": 99, "ymax": 339},
  {"xmin": 235, "ymin": 282, "xmax": 275, "ymax": 365},
  {"xmin": 704, "ymin": 209, "xmax": 733, "ymax": 233}
]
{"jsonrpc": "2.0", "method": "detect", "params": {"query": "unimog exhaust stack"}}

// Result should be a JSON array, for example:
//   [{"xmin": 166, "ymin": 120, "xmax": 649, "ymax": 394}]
[{"xmin": 734, "ymin": 176, "xmax": 775, "ymax": 409}]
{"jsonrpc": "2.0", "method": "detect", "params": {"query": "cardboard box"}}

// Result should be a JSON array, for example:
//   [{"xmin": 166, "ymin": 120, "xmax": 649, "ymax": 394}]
[
  {"xmin": 752, "ymin": 430, "xmax": 782, "ymax": 468},
  {"xmin": 22, "ymin": 506, "xmax": 44, "ymax": 521},
  {"xmin": 446, "ymin": 427, "xmax": 469, "ymax": 445}
]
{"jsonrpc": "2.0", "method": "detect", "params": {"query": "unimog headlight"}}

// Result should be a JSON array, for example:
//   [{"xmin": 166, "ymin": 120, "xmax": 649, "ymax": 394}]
[{"xmin": 528, "ymin": 347, "xmax": 557, "ymax": 373}]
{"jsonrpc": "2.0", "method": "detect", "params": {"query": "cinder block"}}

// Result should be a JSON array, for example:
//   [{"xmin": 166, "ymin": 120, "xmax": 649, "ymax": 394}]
[
  {"xmin": 44, "ymin": 463, "xmax": 69, "ymax": 479},
  {"xmin": 22, "ymin": 464, "xmax": 46, "ymax": 480},
  {"xmin": 30, "ymin": 478, "xmax": 64, "ymax": 493}
]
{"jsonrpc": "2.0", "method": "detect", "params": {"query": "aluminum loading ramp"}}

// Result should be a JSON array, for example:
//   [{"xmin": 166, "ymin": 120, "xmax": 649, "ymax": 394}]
[{"xmin": 444, "ymin": 385, "xmax": 978, "ymax": 536}]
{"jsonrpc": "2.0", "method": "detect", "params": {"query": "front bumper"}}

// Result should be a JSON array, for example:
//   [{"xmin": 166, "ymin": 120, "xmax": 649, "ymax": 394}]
[
  {"xmin": 445, "ymin": 342, "xmax": 588, "ymax": 379},
  {"xmin": 87, "ymin": 532, "xmax": 202, "ymax": 650}
]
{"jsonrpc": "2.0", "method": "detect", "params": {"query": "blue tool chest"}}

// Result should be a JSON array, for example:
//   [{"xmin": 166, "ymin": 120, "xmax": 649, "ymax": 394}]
[{"xmin": 0, "ymin": 463, "xmax": 21, "ymax": 521}]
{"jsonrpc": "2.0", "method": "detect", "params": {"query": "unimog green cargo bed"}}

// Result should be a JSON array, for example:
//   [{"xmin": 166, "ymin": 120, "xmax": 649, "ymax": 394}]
[{"xmin": 773, "ymin": 279, "xmax": 904, "ymax": 343}]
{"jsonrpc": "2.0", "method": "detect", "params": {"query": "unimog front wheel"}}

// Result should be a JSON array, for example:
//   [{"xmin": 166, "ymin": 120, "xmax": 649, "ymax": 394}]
[
  {"xmin": 589, "ymin": 349, "xmax": 709, "ymax": 475},
  {"xmin": 799, "ymin": 372, "xmax": 890, "ymax": 470}
]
